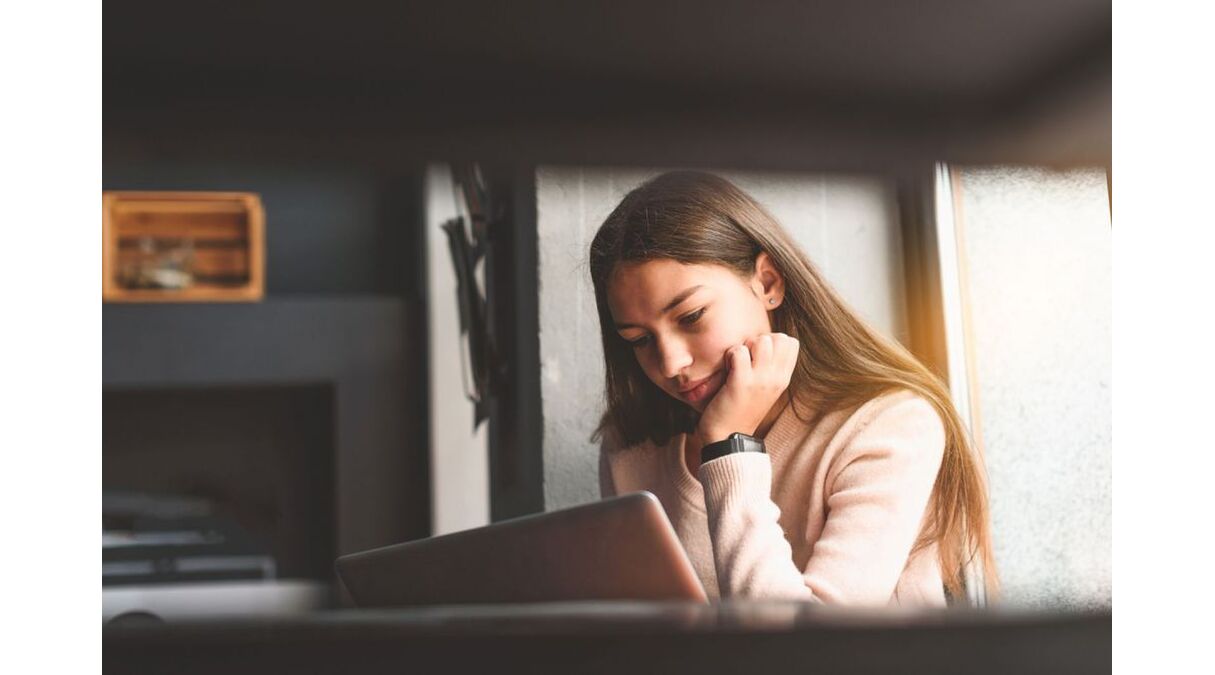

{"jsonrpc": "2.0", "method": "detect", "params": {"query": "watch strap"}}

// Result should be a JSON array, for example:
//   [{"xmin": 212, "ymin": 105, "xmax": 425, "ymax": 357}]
[{"xmin": 700, "ymin": 432, "xmax": 766, "ymax": 466}]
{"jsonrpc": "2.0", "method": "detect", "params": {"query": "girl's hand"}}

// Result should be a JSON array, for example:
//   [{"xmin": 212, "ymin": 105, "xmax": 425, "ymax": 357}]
[{"xmin": 695, "ymin": 332, "xmax": 800, "ymax": 446}]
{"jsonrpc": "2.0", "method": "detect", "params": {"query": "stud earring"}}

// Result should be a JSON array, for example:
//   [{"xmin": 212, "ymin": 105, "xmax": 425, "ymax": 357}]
[{"xmin": 768, "ymin": 298, "xmax": 776, "ymax": 305}]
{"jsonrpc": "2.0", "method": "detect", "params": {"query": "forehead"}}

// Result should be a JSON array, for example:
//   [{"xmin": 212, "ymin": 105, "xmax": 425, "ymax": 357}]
[{"xmin": 606, "ymin": 259, "xmax": 742, "ymax": 319}]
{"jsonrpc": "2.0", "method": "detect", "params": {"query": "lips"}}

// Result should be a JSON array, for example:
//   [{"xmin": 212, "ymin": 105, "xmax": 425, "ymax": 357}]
[{"xmin": 678, "ymin": 370, "xmax": 723, "ymax": 404}]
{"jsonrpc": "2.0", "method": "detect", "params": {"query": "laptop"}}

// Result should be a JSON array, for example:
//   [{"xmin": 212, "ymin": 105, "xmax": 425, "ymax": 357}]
[{"xmin": 335, "ymin": 491, "xmax": 708, "ymax": 607}]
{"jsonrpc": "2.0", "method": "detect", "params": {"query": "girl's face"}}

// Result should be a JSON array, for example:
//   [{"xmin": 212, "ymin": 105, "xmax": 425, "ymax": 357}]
[{"xmin": 607, "ymin": 256, "xmax": 781, "ymax": 413}]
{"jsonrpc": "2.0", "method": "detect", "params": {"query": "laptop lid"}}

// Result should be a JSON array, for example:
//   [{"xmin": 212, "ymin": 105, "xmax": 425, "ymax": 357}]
[{"xmin": 335, "ymin": 491, "xmax": 707, "ymax": 607}]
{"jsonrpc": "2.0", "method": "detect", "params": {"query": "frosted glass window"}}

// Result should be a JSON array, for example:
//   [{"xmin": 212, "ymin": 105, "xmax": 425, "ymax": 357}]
[{"xmin": 952, "ymin": 166, "xmax": 1111, "ymax": 610}]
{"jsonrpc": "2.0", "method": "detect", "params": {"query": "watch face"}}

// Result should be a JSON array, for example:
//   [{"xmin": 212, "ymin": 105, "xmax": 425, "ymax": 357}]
[
  {"xmin": 702, "ymin": 433, "xmax": 766, "ymax": 466},
  {"xmin": 732, "ymin": 434, "xmax": 765, "ymax": 454}
]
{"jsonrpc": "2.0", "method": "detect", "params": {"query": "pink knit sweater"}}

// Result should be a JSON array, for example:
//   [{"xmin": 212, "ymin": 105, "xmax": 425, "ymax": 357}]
[{"xmin": 599, "ymin": 388, "xmax": 948, "ymax": 606}]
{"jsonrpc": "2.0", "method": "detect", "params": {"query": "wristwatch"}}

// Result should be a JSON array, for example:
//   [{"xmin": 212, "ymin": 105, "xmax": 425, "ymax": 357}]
[{"xmin": 700, "ymin": 432, "xmax": 767, "ymax": 466}]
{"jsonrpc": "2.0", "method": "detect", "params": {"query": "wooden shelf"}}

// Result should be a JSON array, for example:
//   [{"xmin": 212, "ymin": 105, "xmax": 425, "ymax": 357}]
[{"xmin": 103, "ymin": 191, "xmax": 266, "ymax": 303}]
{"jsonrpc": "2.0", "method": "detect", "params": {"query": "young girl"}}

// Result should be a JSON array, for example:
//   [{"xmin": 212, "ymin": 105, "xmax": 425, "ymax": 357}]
[{"xmin": 590, "ymin": 171, "xmax": 998, "ymax": 606}]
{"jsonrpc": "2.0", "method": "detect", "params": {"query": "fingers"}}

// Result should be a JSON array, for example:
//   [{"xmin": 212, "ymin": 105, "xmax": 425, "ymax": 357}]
[
  {"xmin": 728, "ymin": 343, "xmax": 753, "ymax": 382},
  {"xmin": 752, "ymin": 333, "xmax": 774, "ymax": 367},
  {"xmin": 746, "ymin": 333, "xmax": 799, "ymax": 384},
  {"xmin": 775, "ymin": 333, "xmax": 799, "ymax": 385},
  {"xmin": 732, "ymin": 333, "xmax": 800, "ymax": 383},
  {"xmin": 701, "ymin": 334, "xmax": 799, "ymax": 438}
]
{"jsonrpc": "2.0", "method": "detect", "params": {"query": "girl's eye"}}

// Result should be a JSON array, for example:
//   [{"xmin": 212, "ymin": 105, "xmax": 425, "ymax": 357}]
[
  {"xmin": 627, "ymin": 335, "xmax": 651, "ymax": 349},
  {"xmin": 680, "ymin": 308, "xmax": 706, "ymax": 325}
]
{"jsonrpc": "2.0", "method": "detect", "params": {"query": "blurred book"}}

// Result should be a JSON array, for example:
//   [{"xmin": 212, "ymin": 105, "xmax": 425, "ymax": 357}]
[{"xmin": 104, "ymin": 490, "xmax": 276, "ymax": 586}]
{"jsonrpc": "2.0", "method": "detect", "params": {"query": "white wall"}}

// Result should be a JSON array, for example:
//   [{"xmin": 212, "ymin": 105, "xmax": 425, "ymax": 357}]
[
  {"xmin": 535, "ymin": 167, "xmax": 909, "ymax": 510},
  {"xmin": 425, "ymin": 164, "xmax": 490, "ymax": 535},
  {"xmin": 954, "ymin": 166, "xmax": 1112, "ymax": 610}
]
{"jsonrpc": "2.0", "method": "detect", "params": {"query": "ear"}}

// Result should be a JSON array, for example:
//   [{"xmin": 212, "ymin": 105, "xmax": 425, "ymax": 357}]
[{"xmin": 751, "ymin": 252, "xmax": 785, "ymax": 310}]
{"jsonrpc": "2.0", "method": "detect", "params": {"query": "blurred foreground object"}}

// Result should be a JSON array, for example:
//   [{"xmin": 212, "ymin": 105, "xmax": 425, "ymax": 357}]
[
  {"xmin": 106, "ymin": 0, "xmax": 1110, "ymax": 172},
  {"xmin": 104, "ymin": 601, "xmax": 1110, "ymax": 675}
]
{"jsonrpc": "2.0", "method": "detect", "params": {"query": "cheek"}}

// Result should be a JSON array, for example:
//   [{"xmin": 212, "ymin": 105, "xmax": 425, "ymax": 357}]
[
  {"xmin": 679, "ymin": 328, "xmax": 739, "ymax": 376},
  {"xmin": 635, "ymin": 353, "xmax": 662, "ymax": 384},
  {"xmin": 629, "ymin": 347, "xmax": 664, "ymax": 385},
  {"xmin": 694, "ymin": 332, "xmax": 736, "ymax": 366},
  {"xmin": 730, "ymin": 306, "xmax": 774, "ymax": 347}
]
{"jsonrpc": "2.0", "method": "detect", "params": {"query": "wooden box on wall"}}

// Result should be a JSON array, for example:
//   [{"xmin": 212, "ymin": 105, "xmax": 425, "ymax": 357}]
[{"xmin": 102, "ymin": 191, "xmax": 265, "ymax": 302}]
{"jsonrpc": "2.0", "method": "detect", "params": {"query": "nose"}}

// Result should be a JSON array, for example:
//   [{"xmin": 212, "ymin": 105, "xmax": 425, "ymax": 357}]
[{"xmin": 655, "ymin": 335, "xmax": 693, "ymax": 380}]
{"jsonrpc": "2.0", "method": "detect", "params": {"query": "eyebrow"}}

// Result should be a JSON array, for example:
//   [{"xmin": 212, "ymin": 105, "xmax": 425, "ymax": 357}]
[{"xmin": 614, "ymin": 285, "xmax": 704, "ymax": 330}]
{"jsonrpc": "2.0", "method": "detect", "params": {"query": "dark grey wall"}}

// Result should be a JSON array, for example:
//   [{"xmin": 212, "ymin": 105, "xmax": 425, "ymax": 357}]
[{"xmin": 103, "ymin": 157, "xmax": 422, "ymax": 296}]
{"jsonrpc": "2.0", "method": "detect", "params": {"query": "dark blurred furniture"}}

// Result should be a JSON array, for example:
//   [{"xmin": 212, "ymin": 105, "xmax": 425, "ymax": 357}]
[
  {"xmin": 104, "ymin": 601, "xmax": 1111, "ymax": 675},
  {"xmin": 105, "ymin": 0, "xmax": 1110, "ymax": 174},
  {"xmin": 104, "ymin": 298, "xmax": 425, "ymax": 560}
]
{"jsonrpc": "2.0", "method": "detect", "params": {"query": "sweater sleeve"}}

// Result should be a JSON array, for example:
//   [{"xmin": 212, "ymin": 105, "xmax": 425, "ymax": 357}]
[{"xmin": 697, "ymin": 394, "xmax": 946, "ymax": 604}]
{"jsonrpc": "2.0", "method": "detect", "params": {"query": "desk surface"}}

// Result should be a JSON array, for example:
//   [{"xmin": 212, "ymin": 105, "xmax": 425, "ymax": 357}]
[{"xmin": 105, "ymin": 601, "xmax": 1110, "ymax": 675}]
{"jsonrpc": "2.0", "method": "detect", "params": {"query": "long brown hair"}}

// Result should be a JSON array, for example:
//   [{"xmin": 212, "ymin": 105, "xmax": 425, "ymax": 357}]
[{"xmin": 588, "ymin": 170, "xmax": 998, "ymax": 602}]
